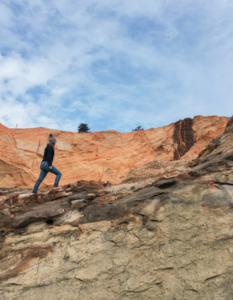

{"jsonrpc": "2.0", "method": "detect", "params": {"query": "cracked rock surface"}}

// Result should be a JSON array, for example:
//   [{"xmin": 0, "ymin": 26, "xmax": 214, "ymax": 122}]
[
  {"xmin": 0, "ymin": 117, "xmax": 233, "ymax": 299},
  {"xmin": 0, "ymin": 115, "xmax": 229, "ymax": 187}
]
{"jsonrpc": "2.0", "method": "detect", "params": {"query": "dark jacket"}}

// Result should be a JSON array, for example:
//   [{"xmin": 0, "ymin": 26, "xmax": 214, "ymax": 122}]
[{"xmin": 42, "ymin": 144, "xmax": 54, "ymax": 166}]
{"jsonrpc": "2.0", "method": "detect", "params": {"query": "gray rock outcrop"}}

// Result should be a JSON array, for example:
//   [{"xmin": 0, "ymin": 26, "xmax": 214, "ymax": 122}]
[{"xmin": 0, "ymin": 117, "xmax": 233, "ymax": 299}]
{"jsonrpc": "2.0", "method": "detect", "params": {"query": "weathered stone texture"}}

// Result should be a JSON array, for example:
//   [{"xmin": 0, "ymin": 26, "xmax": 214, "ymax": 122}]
[
  {"xmin": 0, "ymin": 116, "xmax": 229, "ymax": 187},
  {"xmin": 1, "ymin": 176, "xmax": 233, "ymax": 299},
  {"xmin": 198, "ymin": 115, "xmax": 233, "ymax": 159},
  {"xmin": 0, "ymin": 116, "xmax": 232, "ymax": 299},
  {"xmin": 173, "ymin": 117, "xmax": 195, "ymax": 160}
]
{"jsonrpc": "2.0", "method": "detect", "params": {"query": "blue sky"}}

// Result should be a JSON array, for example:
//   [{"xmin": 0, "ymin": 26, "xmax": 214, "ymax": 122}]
[{"xmin": 0, "ymin": 0, "xmax": 232, "ymax": 132}]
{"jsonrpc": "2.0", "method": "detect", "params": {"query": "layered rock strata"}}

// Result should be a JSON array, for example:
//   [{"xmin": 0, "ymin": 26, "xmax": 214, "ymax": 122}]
[
  {"xmin": 0, "ymin": 117, "xmax": 233, "ymax": 299},
  {"xmin": 0, "ymin": 115, "xmax": 229, "ymax": 188}
]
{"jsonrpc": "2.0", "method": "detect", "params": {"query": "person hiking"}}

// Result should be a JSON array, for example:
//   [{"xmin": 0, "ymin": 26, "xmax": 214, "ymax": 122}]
[{"xmin": 33, "ymin": 133, "xmax": 62, "ymax": 193}]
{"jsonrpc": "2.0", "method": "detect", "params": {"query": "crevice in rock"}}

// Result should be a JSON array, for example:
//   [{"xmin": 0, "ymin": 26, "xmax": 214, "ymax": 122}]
[
  {"xmin": 45, "ymin": 219, "xmax": 54, "ymax": 226},
  {"xmin": 156, "ymin": 267, "xmax": 174, "ymax": 271},
  {"xmin": 173, "ymin": 118, "xmax": 196, "ymax": 160},
  {"xmin": 204, "ymin": 274, "xmax": 221, "ymax": 282}
]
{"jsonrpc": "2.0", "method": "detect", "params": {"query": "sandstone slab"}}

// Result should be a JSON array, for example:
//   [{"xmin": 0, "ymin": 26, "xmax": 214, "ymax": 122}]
[{"xmin": 0, "ymin": 116, "xmax": 229, "ymax": 188}]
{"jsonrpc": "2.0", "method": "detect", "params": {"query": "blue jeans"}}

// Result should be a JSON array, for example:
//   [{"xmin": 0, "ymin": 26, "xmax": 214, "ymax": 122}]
[{"xmin": 33, "ymin": 161, "xmax": 62, "ymax": 193}]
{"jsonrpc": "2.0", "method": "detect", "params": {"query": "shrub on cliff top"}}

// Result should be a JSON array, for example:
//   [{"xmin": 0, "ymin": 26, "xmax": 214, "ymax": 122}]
[
  {"xmin": 78, "ymin": 123, "xmax": 91, "ymax": 133},
  {"xmin": 132, "ymin": 126, "xmax": 144, "ymax": 132}
]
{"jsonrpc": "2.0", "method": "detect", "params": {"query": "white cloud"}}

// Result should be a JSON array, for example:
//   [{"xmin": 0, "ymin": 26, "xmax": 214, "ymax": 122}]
[{"xmin": 0, "ymin": 0, "xmax": 232, "ymax": 132}]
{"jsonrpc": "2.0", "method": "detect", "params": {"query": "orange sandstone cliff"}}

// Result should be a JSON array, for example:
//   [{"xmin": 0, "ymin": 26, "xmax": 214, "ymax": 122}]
[{"xmin": 0, "ymin": 115, "xmax": 229, "ymax": 188}]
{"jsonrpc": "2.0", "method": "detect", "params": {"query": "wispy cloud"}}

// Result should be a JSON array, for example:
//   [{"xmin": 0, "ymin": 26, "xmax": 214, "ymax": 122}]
[{"xmin": 0, "ymin": 0, "xmax": 232, "ymax": 132}]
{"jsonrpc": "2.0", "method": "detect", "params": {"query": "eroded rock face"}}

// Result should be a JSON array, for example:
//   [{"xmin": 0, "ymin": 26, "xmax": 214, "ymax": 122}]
[
  {"xmin": 0, "ymin": 115, "xmax": 229, "ymax": 188},
  {"xmin": 1, "ymin": 141, "xmax": 233, "ymax": 299},
  {"xmin": 198, "ymin": 115, "xmax": 233, "ymax": 160},
  {"xmin": 0, "ymin": 116, "xmax": 233, "ymax": 300},
  {"xmin": 121, "ymin": 159, "xmax": 190, "ymax": 184},
  {"xmin": 173, "ymin": 117, "xmax": 196, "ymax": 160}
]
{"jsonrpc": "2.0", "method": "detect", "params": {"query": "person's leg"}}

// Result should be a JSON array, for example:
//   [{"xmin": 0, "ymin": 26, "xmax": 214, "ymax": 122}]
[
  {"xmin": 49, "ymin": 165, "xmax": 62, "ymax": 187},
  {"xmin": 33, "ymin": 168, "xmax": 48, "ymax": 193}
]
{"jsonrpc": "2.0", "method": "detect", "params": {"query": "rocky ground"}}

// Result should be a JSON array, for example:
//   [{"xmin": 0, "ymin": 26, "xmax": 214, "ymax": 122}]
[{"xmin": 0, "ymin": 116, "xmax": 233, "ymax": 299}]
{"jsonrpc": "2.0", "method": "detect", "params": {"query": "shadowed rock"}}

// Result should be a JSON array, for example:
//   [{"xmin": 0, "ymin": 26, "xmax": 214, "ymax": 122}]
[{"xmin": 173, "ymin": 117, "xmax": 196, "ymax": 160}]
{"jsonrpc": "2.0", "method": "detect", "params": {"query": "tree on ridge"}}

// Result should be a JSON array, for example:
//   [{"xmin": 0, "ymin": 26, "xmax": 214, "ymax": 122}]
[
  {"xmin": 78, "ymin": 123, "xmax": 91, "ymax": 133},
  {"xmin": 132, "ymin": 126, "xmax": 144, "ymax": 132}
]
